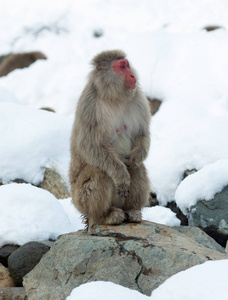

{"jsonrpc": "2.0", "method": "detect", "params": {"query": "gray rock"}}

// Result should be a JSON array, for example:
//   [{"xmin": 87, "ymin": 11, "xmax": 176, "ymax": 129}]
[
  {"xmin": 188, "ymin": 185, "xmax": 228, "ymax": 247},
  {"xmin": 8, "ymin": 242, "xmax": 50, "ymax": 286},
  {"xmin": 0, "ymin": 287, "xmax": 27, "ymax": 300},
  {"xmin": 23, "ymin": 221, "xmax": 228, "ymax": 299}
]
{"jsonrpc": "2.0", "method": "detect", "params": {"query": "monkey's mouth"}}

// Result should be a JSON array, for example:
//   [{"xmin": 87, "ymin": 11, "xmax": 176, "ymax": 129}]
[{"xmin": 127, "ymin": 84, "xmax": 136, "ymax": 90}]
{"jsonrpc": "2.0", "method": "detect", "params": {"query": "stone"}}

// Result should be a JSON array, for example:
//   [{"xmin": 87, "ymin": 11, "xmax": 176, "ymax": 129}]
[
  {"xmin": 23, "ymin": 221, "xmax": 228, "ymax": 299},
  {"xmin": 203, "ymin": 25, "xmax": 224, "ymax": 32},
  {"xmin": 188, "ymin": 185, "xmax": 228, "ymax": 247},
  {"xmin": 8, "ymin": 242, "xmax": 50, "ymax": 286},
  {"xmin": 0, "ymin": 264, "xmax": 14, "ymax": 287},
  {"xmin": 166, "ymin": 201, "xmax": 188, "ymax": 225},
  {"xmin": 0, "ymin": 287, "xmax": 27, "ymax": 300},
  {"xmin": 0, "ymin": 245, "xmax": 20, "ymax": 267},
  {"xmin": 0, "ymin": 52, "xmax": 47, "ymax": 77},
  {"xmin": 38, "ymin": 168, "xmax": 70, "ymax": 199},
  {"xmin": 147, "ymin": 98, "xmax": 162, "ymax": 116}
]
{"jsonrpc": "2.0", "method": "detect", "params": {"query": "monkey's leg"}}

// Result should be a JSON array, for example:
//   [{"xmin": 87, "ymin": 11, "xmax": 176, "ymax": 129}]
[
  {"xmin": 71, "ymin": 165, "xmax": 125, "ymax": 226},
  {"xmin": 123, "ymin": 163, "xmax": 150, "ymax": 222}
]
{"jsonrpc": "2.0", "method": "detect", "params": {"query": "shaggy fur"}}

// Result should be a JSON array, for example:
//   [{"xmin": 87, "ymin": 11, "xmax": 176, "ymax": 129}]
[{"xmin": 69, "ymin": 49, "xmax": 151, "ymax": 227}]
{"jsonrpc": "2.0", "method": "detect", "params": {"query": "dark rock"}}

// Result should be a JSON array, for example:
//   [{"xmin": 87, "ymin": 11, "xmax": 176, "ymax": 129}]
[
  {"xmin": 23, "ymin": 222, "xmax": 228, "ymax": 299},
  {"xmin": 0, "ymin": 52, "xmax": 47, "ymax": 77},
  {"xmin": 203, "ymin": 25, "xmax": 224, "ymax": 32},
  {"xmin": 0, "ymin": 245, "xmax": 20, "ymax": 267},
  {"xmin": 188, "ymin": 185, "xmax": 228, "ymax": 247},
  {"xmin": 93, "ymin": 29, "xmax": 103, "ymax": 38},
  {"xmin": 0, "ymin": 287, "xmax": 27, "ymax": 300},
  {"xmin": 183, "ymin": 168, "xmax": 197, "ymax": 179},
  {"xmin": 8, "ymin": 242, "xmax": 50, "ymax": 286},
  {"xmin": 167, "ymin": 201, "xmax": 188, "ymax": 225},
  {"xmin": 147, "ymin": 191, "xmax": 159, "ymax": 207}
]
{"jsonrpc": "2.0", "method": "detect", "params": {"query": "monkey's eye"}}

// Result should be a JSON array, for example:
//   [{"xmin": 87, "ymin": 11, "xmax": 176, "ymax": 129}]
[{"xmin": 120, "ymin": 65, "xmax": 125, "ymax": 69}]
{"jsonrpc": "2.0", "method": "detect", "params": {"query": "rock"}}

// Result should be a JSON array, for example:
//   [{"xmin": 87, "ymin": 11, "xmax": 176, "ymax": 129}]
[
  {"xmin": 0, "ymin": 168, "xmax": 70, "ymax": 199},
  {"xmin": 166, "ymin": 201, "xmax": 188, "ymax": 225},
  {"xmin": 146, "ymin": 192, "xmax": 159, "ymax": 207},
  {"xmin": 38, "ymin": 168, "xmax": 70, "ymax": 199},
  {"xmin": 188, "ymin": 185, "xmax": 228, "ymax": 247},
  {"xmin": 0, "ymin": 245, "xmax": 20, "ymax": 267},
  {"xmin": 8, "ymin": 242, "xmax": 50, "ymax": 286},
  {"xmin": 93, "ymin": 29, "xmax": 103, "ymax": 38},
  {"xmin": 183, "ymin": 168, "xmax": 197, "ymax": 179},
  {"xmin": 0, "ymin": 264, "xmax": 14, "ymax": 287},
  {"xmin": 0, "ymin": 287, "xmax": 27, "ymax": 300},
  {"xmin": 147, "ymin": 98, "xmax": 162, "ymax": 116},
  {"xmin": 203, "ymin": 25, "xmax": 224, "ymax": 32},
  {"xmin": 23, "ymin": 221, "xmax": 228, "ymax": 299},
  {"xmin": 39, "ymin": 107, "xmax": 56, "ymax": 113},
  {"xmin": 0, "ymin": 51, "xmax": 47, "ymax": 77}
]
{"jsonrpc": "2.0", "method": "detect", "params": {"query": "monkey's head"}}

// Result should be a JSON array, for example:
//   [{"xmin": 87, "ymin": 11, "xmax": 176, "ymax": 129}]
[{"xmin": 91, "ymin": 50, "xmax": 137, "ymax": 94}]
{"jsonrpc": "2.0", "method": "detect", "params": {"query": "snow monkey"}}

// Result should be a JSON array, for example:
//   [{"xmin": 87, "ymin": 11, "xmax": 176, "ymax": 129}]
[{"xmin": 69, "ymin": 50, "xmax": 151, "ymax": 226}]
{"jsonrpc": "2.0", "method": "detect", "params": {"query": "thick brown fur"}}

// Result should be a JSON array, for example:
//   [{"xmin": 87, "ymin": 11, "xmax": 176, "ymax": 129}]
[
  {"xmin": 0, "ymin": 51, "xmax": 47, "ymax": 77},
  {"xmin": 69, "ymin": 49, "xmax": 151, "ymax": 227}
]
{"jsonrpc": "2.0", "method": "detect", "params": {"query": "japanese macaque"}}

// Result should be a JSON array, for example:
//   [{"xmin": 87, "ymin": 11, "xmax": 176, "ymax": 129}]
[{"xmin": 69, "ymin": 50, "xmax": 151, "ymax": 226}]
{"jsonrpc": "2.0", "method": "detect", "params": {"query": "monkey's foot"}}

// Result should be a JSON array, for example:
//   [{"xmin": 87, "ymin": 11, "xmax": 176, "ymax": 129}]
[
  {"xmin": 125, "ymin": 209, "xmax": 142, "ymax": 223},
  {"xmin": 104, "ymin": 207, "xmax": 125, "ymax": 225}
]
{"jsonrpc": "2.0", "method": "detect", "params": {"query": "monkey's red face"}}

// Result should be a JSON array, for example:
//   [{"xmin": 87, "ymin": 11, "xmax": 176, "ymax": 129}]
[{"xmin": 112, "ymin": 59, "xmax": 136, "ymax": 90}]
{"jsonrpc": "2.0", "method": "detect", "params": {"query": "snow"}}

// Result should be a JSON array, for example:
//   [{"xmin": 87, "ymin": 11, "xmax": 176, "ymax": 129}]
[
  {"xmin": 0, "ymin": 183, "xmax": 74, "ymax": 248},
  {"xmin": 142, "ymin": 206, "xmax": 181, "ymax": 226},
  {"xmin": 175, "ymin": 159, "xmax": 228, "ymax": 214},
  {"xmin": 0, "ymin": 0, "xmax": 228, "ymax": 298},
  {"xmin": 0, "ymin": 100, "xmax": 73, "ymax": 185},
  {"xmin": 66, "ymin": 281, "xmax": 147, "ymax": 300},
  {"xmin": 66, "ymin": 260, "xmax": 228, "ymax": 299},
  {"xmin": 150, "ymin": 259, "xmax": 228, "ymax": 300}
]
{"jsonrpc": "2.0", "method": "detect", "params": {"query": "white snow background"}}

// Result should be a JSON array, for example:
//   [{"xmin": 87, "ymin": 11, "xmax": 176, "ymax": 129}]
[{"xmin": 0, "ymin": 0, "xmax": 228, "ymax": 298}]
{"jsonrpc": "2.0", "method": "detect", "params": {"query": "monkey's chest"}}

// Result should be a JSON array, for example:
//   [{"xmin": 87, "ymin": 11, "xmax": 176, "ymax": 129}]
[{"xmin": 110, "ymin": 124, "xmax": 133, "ymax": 162}]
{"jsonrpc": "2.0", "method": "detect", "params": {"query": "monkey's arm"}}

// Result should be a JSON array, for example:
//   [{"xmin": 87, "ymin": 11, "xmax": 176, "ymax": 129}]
[{"xmin": 125, "ymin": 132, "xmax": 150, "ymax": 168}]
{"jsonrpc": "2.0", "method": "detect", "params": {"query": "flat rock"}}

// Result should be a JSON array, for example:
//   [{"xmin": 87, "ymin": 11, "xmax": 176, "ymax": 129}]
[{"xmin": 23, "ymin": 221, "xmax": 228, "ymax": 299}]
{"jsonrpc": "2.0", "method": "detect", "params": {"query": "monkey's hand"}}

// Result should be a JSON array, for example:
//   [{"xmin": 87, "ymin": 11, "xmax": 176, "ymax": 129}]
[
  {"xmin": 125, "ymin": 146, "xmax": 147, "ymax": 169},
  {"xmin": 125, "ymin": 135, "xmax": 149, "ymax": 169}
]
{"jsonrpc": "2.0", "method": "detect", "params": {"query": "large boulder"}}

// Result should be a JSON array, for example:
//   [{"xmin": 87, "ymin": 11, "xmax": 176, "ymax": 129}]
[
  {"xmin": 23, "ymin": 221, "xmax": 228, "ymax": 299},
  {"xmin": 188, "ymin": 185, "xmax": 228, "ymax": 247}
]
